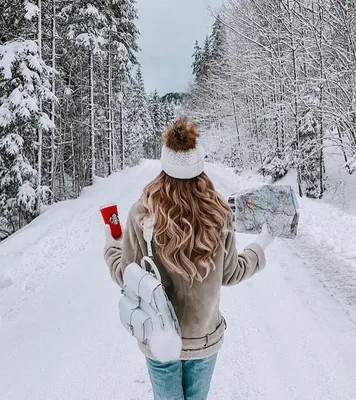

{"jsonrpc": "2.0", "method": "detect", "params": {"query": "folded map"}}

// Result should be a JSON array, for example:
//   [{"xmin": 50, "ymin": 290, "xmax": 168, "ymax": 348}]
[{"xmin": 228, "ymin": 185, "xmax": 299, "ymax": 239}]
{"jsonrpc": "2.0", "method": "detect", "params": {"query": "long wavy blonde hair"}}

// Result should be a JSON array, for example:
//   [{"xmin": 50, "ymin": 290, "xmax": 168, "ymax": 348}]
[{"xmin": 140, "ymin": 171, "xmax": 232, "ymax": 285}]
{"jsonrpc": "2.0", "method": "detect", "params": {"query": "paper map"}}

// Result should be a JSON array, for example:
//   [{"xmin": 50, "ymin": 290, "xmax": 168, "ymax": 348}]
[{"xmin": 228, "ymin": 185, "xmax": 299, "ymax": 239}]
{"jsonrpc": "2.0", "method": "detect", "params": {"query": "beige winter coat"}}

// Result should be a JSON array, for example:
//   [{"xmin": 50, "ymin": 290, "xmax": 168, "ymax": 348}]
[{"xmin": 104, "ymin": 201, "xmax": 266, "ymax": 360}]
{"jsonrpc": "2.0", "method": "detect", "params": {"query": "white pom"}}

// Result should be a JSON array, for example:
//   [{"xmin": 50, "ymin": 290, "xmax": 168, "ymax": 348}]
[{"xmin": 148, "ymin": 329, "xmax": 182, "ymax": 362}]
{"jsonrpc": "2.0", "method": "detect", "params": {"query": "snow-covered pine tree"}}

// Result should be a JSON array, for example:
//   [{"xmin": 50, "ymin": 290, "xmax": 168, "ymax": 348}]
[
  {"xmin": 201, "ymin": 36, "xmax": 212, "ymax": 77},
  {"xmin": 298, "ymin": 96, "xmax": 323, "ymax": 199},
  {"xmin": 0, "ymin": 38, "xmax": 55, "ymax": 237},
  {"xmin": 209, "ymin": 15, "xmax": 226, "ymax": 62},
  {"xmin": 124, "ymin": 67, "xmax": 153, "ymax": 166},
  {"xmin": 192, "ymin": 41, "xmax": 204, "ymax": 81},
  {"xmin": 161, "ymin": 92, "xmax": 184, "ymax": 118},
  {"xmin": 185, "ymin": 35, "xmax": 213, "ymax": 129},
  {"xmin": 162, "ymin": 98, "xmax": 175, "ymax": 126},
  {"xmin": 148, "ymin": 90, "xmax": 166, "ymax": 159},
  {"xmin": 161, "ymin": 93, "xmax": 184, "ymax": 106}
]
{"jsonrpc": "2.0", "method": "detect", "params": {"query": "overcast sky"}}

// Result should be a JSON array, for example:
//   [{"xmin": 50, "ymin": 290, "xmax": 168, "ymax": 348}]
[{"xmin": 136, "ymin": 0, "xmax": 223, "ymax": 95}]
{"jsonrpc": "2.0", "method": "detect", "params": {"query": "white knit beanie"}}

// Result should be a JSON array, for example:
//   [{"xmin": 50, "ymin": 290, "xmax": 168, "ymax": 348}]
[{"xmin": 161, "ymin": 119, "xmax": 205, "ymax": 179}]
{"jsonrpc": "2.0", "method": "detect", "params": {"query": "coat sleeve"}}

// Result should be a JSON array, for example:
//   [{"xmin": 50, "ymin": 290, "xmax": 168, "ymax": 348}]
[
  {"xmin": 222, "ymin": 229, "xmax": 266, "ymax": 286},
  {"xmin": 103, "ymin": 208, "xmax": 144, "ymax": 287}
]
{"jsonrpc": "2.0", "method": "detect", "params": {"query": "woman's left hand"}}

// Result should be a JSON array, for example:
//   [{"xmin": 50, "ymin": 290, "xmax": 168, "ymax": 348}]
[{"xmin": 254, "ymin": 224, "xmax": 274, "ymax": 250}]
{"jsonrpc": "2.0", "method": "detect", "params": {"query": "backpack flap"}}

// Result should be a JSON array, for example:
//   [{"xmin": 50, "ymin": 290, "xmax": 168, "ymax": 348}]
[
  {"xmin": 138, "ymin": 274, "xmax": 162, "ymax": 305},
  {"xmin": 123, "ymin": 262, "xmax": 149, "ymax": 289},
  {"xmin": 119, "ymin": 295, "xmax": 153, "ymax": 342},
  {"xmin": 124, "ymin": 262, "xmax": 161, "ymax": 305}
]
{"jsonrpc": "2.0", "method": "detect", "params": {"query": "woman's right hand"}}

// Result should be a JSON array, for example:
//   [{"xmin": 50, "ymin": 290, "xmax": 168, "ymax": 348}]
[{"xmin": 104, "ymin": 224, "xmax": 123, "ymax": 246}]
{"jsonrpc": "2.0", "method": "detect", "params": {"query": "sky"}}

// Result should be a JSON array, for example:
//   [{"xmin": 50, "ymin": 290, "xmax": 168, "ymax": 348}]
[{"xmin": 136, "ymin": 0, "xmax": 223, "ymax": 95}]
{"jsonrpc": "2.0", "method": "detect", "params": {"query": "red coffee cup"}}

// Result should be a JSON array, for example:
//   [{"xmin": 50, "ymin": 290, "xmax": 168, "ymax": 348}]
[{"xmin": 100, "ymin": 203, "xmax": 122, "ymax": 239}]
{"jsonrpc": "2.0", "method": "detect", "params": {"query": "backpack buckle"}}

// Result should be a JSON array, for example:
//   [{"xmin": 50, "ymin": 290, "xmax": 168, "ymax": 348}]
[
  {"xmin": 127, "ymin": 323, "xmax": 134, "ymax": 336},
  {"xmin": 157, "ymin": 312, "xmax": 165, "ymax": 329},
  {"xmin": 134, "ymin": 295, "xmax": 141, "ymax": 308}
]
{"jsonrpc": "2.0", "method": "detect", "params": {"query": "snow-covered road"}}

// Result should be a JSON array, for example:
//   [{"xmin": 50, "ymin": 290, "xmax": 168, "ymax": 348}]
[{"xmin": 1, "ymin": 161, "xmax": 356, "ymax": 400}]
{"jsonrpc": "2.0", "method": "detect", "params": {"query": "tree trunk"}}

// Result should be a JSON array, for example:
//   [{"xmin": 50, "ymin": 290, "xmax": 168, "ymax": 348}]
[
  {"xmin": 107, "ymin": 38, "xmax": 113, "ymax": 175},
  {"xmin": 36, "ymin": 0, "xmax": 43, "ymax": 213},
  {"xmin": 231, "ymin": 94, "xmax": 241, "ymax": 147},
  {"xmin": 71, "ymin": 127, "xmax": 76, "ymax": 197},
  {"xmin": 337, "ymin": 126, "xmax": 350, "ymax": 172},
  {"xmin": 50, "ymin": 0, "xmax": 56, "ymax": 199},
  {"xmin": 89, "ymin": 50, "xmax": 95, "ymax": 183},
  {"xmin": 318, "ymin": 0, "xmax": 325, "ymax": 199},
  {"xmin": 119, "ymin": 81, "xmax": 124, "ymax": 170}
]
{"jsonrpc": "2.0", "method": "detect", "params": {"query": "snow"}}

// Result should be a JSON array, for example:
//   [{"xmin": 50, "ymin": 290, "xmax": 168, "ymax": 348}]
[
  {"xmin": 27, "ymin": 54, "xmax": 43, "ymax": 73},
  {"xmin": 80, "ymin": 4, "xmax": 104, "ymax": 20},
  {"xmin": 1, "ymin": 160, "xmax": 356, "ymax": 399},
  {"xmin": 17, "ymin": 182, "xmax": 36, "ymax": 210},
  {"xmin": 0, "ymin": 104, "xmax": 12, "ymax": 127},
  {"xmin": 0, "ymin": 134, "xmax": 23, "ymax": 156},
  {"xmin": 0, "ymin": 41, "xmax": 38, "ymax": 80},
  {"xmin": 1, "ymin": 40, "xmax": 52, "ymax": 131},
  {"xmin": 0, "ymin": 43, "xmax": 18, "ymax": 80},
  {"xmin": 75, "ymin": 33, "xmax": 105, "ymax": 50},
  {"xmin": 277, "ymin": 168, "xmax": 356, "ymax": 261},
  {"xmin": 24, "ymin": 1, "xmax": 40, "ymax": 20},
  {"xmin": 9, "ymin": 88, "xmax": 25, "ymax": 107},
  {"xmin": 347, "ymin": 155, "xmax": 356, "ymax": 173},
  {"xmin": 323, "ymin": 144, "xmax": 356, "ymax": 213},
  {"xmin": 39, "ymin": 113, "xmax": 55, "ymax": 131}
]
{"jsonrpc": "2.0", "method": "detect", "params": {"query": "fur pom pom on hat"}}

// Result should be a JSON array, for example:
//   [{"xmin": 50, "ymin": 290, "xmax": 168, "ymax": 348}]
[{"xmin": 161, "ymin": 119, "xmax": 205, "ymax": 179}]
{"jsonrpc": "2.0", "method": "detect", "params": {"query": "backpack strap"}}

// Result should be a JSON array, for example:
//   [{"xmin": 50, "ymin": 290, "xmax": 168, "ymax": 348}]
[
  {"xmin": 143, "ymin": 216, "xmax": 155, "ymax": 259},
  {"xmin": 141, "ymin": 256, "xmax": 162, "ymax": 282},
  {"xmin": 142, "ymin": 216, "xmax": 162, "ymax": 281}
]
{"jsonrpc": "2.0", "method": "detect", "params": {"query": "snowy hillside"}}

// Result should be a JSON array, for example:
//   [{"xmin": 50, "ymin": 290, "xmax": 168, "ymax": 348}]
[{"xmin": 1, "ymin": 161, "xmax": 356, "ymax": 400}]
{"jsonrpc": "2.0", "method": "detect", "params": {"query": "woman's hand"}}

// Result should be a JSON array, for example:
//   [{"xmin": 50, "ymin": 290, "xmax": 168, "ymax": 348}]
[
  {"xmin": 104, "ymin": 224, "xmax": 123, "ymax": 247},
  {"xmin": 254, "ymin": 224, "xmax": 274, "ymax": 250}
]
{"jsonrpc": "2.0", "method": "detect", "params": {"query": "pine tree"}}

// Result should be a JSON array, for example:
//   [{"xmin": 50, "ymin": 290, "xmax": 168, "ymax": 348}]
[
  {"xmin": 201, "ymin": 37, "xmax": 211, "ymax": 77},
  {"xmin": 108, "ymin": 0, "xmax": 139, "ymax": 66},
  {"xmin": 162, "ymin": 99, "xmax": 175, "ymax": 126},
  {"xmin": 192, "ymin": 40, "xmax": 203, "ymax": 79},
  {"xmin": 298, "ymin": 96, "xmax": 323, "ymax": 199},
  {"xmin": 0, "ymin": 39, "xmax": 55, "ymax": 237},
  {"xmin": 161, "ymin": 93, "xmax": 184, "ymax": 106},
  {"xmin": 210, "ymin": 16, "xmax": 226, "ymax": 61},
  {"xmin": 125, "ymin": 67, "xmax": 153, "ymax": 166},
  {"xmin": 148, "ymin": 90, "xmax": 166, "ymax": 159},
  {"xmin": 191, "ymin": 37, "xmax": 211, "ymax": 82}
]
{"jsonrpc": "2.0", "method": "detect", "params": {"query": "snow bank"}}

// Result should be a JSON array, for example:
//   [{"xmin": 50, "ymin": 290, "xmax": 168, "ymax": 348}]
[{"xmin": 299, "ymin": 198, "xmax": 356, "ymax": 260}]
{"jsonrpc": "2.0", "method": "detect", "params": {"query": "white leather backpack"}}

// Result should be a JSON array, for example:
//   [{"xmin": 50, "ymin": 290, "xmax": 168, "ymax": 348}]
[{"xmin": 119, "ymin": 217, "xmax": 182, "ymax": 362}]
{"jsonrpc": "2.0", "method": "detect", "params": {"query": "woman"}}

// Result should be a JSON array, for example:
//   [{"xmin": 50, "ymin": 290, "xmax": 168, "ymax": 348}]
[{"xmin": 104, "ymin": 118, "xmax": 273, "ymax": 400}]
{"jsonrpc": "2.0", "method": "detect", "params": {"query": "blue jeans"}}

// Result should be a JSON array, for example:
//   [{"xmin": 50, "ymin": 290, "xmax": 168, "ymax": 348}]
[{"xmin": 146, "ymin": 353, "xmax": 218, "ymax": 400}]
